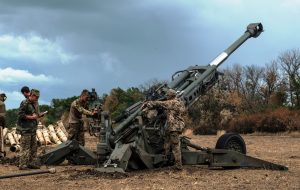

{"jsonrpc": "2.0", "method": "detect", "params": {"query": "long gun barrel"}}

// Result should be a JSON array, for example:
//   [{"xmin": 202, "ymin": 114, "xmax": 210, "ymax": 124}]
[
  {"xmin": 209, "ymin": 23, "xmax": 263, "ymax": 67},
  {"xmin": 171, "ymin": 23, "xmax": 263, "ymax": 106}
]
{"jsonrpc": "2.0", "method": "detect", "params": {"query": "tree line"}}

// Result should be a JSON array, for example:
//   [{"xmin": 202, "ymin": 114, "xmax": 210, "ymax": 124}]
[
  {"xmin": 190, "ymin": 48, "xmax": 300, "ymax": 134},
  {"xmin": 6, "ymin": 49, "xmax": 300, "ymax": 134}
]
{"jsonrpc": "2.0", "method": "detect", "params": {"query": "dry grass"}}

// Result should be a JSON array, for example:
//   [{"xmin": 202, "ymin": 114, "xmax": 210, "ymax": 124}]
[
  {"xmin": 249, "ymin": 131, "xmax": 300, "ymax": 137},
  {"xmin": 0, "ymin": 133, "xmax": 299, "ymax": 190}
]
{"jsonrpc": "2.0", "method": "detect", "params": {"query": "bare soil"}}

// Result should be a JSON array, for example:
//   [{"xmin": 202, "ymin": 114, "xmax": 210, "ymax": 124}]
[{"xmin": 0, "ymin": 132, "xmax": 299, "ymax": 190}]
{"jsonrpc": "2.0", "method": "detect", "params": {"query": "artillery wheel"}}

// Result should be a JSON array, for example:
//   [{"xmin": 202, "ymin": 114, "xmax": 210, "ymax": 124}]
[{"xmin": 215, "ymin": 133, "xmax": 246, "ymax": 154}]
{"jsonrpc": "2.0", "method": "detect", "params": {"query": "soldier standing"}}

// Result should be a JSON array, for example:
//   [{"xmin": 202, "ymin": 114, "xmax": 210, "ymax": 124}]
[
  {"xmin": 17, "ymin": 89, "xmax": 42, "ymax": 170},
  {"xmin": 0, "ymin": 93, "xmax": 6, "ymax": 128},
  {"xmin": 143, "ymin": 89, "xmax": 186, "ymax": 170},
  {"xmin": 0, "ymin": 93, "xmax": 7, "ymax": 157},
  {"xmin": 68, "ymin": 89, "xmax": 97, "ymax": 146}
]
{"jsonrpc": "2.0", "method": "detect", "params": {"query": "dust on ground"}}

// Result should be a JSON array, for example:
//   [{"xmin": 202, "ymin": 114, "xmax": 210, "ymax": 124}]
[{"xmin": 0, "ymin": 132, "xmax": 299, "ymax": 190}]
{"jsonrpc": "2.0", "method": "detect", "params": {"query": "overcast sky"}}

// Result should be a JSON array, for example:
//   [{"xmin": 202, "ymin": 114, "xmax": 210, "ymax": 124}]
[{"xmin": 1, "ymin": 0, "xmax": 300, "ymax": 109}]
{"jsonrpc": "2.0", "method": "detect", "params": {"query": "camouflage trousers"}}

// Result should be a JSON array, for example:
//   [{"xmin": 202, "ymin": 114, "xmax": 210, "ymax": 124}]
[
  {"xmin": 19, "ymin": 132, "xmax": 38, "ymax": 167},
  {"xmin": 68, "ymin": 122, "xmax": 85, "ymax": 146},
  {"xmin": 164, "ymin": 131, "xmax": 182, "ymax": 167},
  {"xmin": 0, "ymin": 116, "xmax": 5, "ymax": 128}
]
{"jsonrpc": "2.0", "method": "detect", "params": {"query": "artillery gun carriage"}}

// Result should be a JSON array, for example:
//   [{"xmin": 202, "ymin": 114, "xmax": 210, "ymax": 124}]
[{"xmin": 40, "ymin": 23, "xmax": 288, "ymax": 172}]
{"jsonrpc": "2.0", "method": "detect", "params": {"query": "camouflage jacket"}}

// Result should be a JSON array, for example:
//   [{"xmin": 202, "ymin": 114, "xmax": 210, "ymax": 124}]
[
  {"xmin": 0, "ymin": 100, "xmax": 5, "ymax": 118},
  {"xmin": 20, "ymin": 99, "xmax": 40, "ymax": 115},
  {"xmin": 68, "ymin": 98, "xmax": 94, "ymax": 124},
  {"xmin": 146, "ymin": 98, "xmax": 186, "ymax": 132},
  {"xmin": 17, "ymin": 99, "xmax": 38, "ymax": 133},
  {"xmin": 0, "ymin": 100, "xmax": 5, "ymax": 128}
]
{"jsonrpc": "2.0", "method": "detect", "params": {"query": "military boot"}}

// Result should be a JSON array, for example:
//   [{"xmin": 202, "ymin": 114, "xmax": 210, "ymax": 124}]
[
  {"xmin": 28, "ymin": 163, "xmax": 40, "ymax": 169},
  {"xmin": 28, "ymin": 158, "xmax": 41, "ymax": 169},
  {"xmin": 19, "ymin": 165, "xmax": 29, "ymax": 170},
  {"xmin": 174, "ymin": 162, "xmax": 183, "ymax": 170}
]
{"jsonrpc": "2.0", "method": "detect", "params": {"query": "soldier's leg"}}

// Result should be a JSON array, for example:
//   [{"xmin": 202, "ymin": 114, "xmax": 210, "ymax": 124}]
[
  {"xmin": 0, "ymin": 126, "xmax": 4, "ymax": 156},
  {"xmin": 170, "ymin": 131, "xmax": 182, "ymax": 170},
  {"xmin": 19, "ymin": 133, "xmax": 31, "ymax": 169},
  {"xmin": 77, "ymin": 122, "xmax": 85, "ymax": 146},
  {"xmin": 0, "ymin": 116, "xmax": 5, "ymax": 128},
  {"xmin": 164, "ymin": 133, "xmax": 171, "ymax": 155},
  {"xmin": 68, "ymin": 123, "xmax": 84, "ymax": 145},
  {"xmin": 68, "ymin": 123, "xmax": 79, "ymax": 141},
  {"xmin": 29, "ymin": 132, "xmax": 38, "ymax": 162}
]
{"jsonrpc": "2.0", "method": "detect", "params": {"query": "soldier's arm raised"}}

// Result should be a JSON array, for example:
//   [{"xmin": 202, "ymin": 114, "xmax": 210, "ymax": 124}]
[
  {"xmin": 74, "ymin": 101, "xmax": 94, "ymax": 116},
  {"xmin": 147, "ymin": 100, "xmax": 174, "ymax": 110}
]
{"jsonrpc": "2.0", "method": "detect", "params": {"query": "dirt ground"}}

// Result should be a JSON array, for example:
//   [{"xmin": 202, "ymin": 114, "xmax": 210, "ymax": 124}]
[{"xmin": 0, "ymin": 132, "xmax": 299, "ymax": 190}]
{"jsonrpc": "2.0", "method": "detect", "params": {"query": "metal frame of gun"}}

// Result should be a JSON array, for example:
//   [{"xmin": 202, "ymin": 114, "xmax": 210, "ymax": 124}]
[{"xmin": 40, "ymin": 23, "xmax": 287, "ymax": 172}]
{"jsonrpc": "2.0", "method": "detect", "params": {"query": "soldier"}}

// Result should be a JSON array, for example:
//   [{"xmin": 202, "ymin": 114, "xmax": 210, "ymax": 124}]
[
  {"xmin": 68, "ymin": 89, "xmax": 97, "ymax": 146},
  {"xmin": 17, "ymin": 89, "xmax": 43, "ymax": 170},
  {"xmin": 0, "ymin": 93, "xmax": 7, "ymax": 157},
  {"xmin": 143, "ymin": 89, "xmax": 186, "ymax": 170},
  {"xmin": 0, "ymin": 93, "xmax": 6, "ymax": 128}
]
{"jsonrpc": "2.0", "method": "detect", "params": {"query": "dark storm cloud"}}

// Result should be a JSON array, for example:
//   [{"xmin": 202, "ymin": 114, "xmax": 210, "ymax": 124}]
[
  {"xmin": 0, "ymin": 0, "xmax": 207, "ymax": 81},
  {"xmin": 3, "ymin": 1, "xmax": 204, "ymax": 50},
  {"xmin": 0, "ymin": 0, "xmax": 244, "ymax": 108}
]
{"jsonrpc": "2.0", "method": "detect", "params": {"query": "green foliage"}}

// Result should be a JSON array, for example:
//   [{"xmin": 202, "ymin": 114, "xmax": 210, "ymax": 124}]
[
  {"xmin": 103, "ymin": 87, "xmax": 144, "ymax": 119},
  {"xmin": 43, "ymin": 96, "xmax": 78, "ymax": 126},
  {"xmin": 5, "ymin": 109, "xmax": 18, "ymax": 129}
]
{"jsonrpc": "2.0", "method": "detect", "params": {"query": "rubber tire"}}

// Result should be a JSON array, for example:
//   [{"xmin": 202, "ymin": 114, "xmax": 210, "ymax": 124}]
[{"xmin": 215, "ymin": 132, "xmax": 246, "ymax": 154}]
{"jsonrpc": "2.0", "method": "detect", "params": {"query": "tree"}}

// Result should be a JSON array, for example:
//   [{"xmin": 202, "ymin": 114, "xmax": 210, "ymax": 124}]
[
  {"xmin": 103, "ymin": 87, "xmax": 144, "ymax": 119},
  {"xmin": 223, "ymin": 64, "xmax": 265, "ymax": 113},
  {"xmin": 278, "ymin": 49, "xmax": 300, "ymax": 107},
  {"xmin": 42, "ymin": 96, "xmax": 78, "ymax": 125},
  {"xmin": 261, "ymin": 61, "xmax": 287, "ymax": 107},
  {"xmin": 223, "ymin": 64, "xmax": 243, "ymax": 93},
  {"xmin": 5, "ymin": 109, "xmax": 18, "ymax": 128}
]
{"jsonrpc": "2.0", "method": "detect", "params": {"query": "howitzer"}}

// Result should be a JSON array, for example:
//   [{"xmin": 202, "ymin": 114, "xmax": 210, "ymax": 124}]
[{"xmin": 40, "ymin": 23, "xmax": 288, "ymax": 172}]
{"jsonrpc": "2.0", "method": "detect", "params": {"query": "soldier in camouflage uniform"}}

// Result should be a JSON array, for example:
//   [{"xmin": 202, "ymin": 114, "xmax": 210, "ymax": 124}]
[
  {"xmin": 68, "ymin": 89, "xmax": 97, "ymax": 146},
  {"xmin": 0, "ymin": 93, "xmax": 6, "ymax": 129},
  {"xmin": 0, "ymin": 93, "xmax": 7, "ymax": 157},
  {"xmin": 17, "ymin": 89, "xmax": 43, "ymax": 170},
  {"xmin": 143, "ymin": 89, "xmax": 186, "ymax": 170}
]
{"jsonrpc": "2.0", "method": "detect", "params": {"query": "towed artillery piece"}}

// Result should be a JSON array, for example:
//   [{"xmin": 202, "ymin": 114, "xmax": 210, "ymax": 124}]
[{"xmin": 40, "ymin": 23, "xmax": 288, "ymax": 172}]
